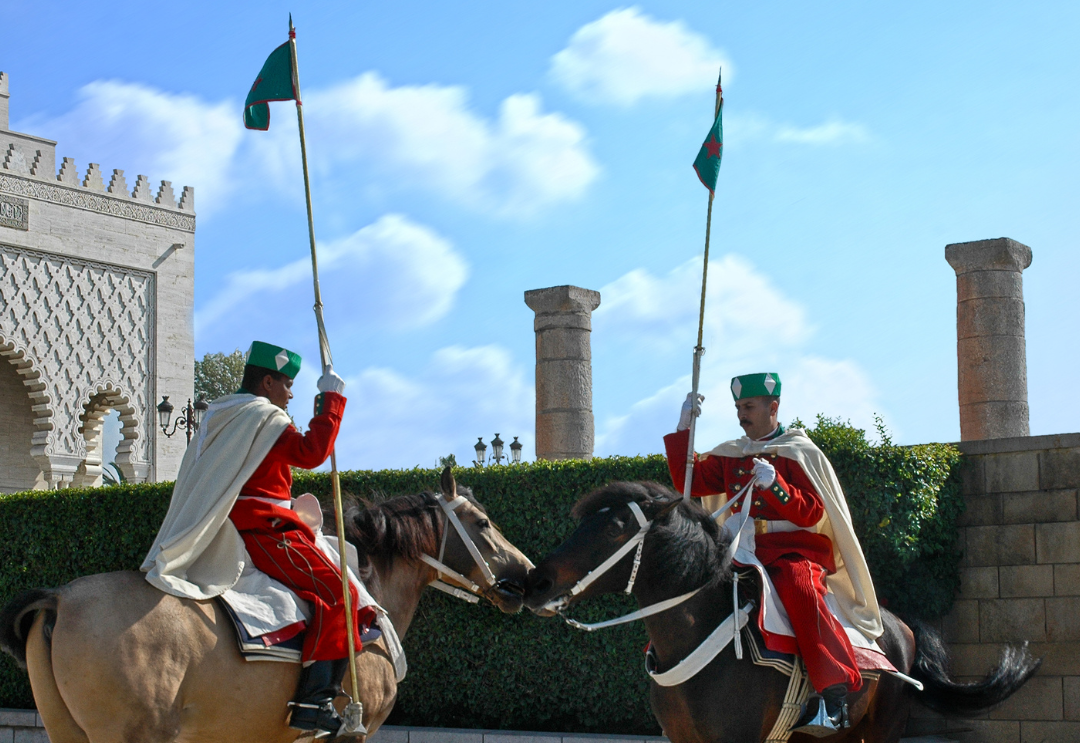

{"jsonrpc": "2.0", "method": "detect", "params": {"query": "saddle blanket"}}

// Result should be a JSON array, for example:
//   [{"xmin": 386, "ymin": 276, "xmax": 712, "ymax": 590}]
[{"xmin": 218, "ymin": 527, "xmax": 407, "ymax": 680}]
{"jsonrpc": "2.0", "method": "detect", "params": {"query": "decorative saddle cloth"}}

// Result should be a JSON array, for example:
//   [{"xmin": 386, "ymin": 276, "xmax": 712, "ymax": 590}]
[{"xmin": 217, "ymin": 495, "xmax": 407, "ymax": 681}]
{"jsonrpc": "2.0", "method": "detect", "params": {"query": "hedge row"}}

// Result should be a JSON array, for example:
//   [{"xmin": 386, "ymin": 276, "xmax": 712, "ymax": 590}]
[{"xmin": 0, "ymin": 419, "xmax": 962, "ymax": 733}]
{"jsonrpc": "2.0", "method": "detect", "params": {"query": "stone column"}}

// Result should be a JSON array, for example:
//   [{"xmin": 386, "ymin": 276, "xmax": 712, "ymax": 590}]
[
  {"xmin": 945, "ymin": 238, "xmax": 1032, "ymax": 440},
  {"xmin": 524, "ymin": 285, "xmax": 601, "ymax": 460},
  {"xmin": 0, "ymin": 72, "xmax": 8, "ymax": 131}
]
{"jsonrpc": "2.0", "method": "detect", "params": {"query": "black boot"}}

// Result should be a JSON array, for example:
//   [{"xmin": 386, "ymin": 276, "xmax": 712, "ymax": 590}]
[
  {"xmin": 288, "ymin": 658, "xmax": 350, "ymax": 738},
  {"xmin": 790, "ymin": 684, "xmax": 849, "ymax": 738}
]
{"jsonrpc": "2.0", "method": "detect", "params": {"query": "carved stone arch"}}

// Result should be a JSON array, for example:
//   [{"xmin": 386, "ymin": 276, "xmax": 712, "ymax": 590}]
[
  {"xmin": 0, "ymin": 334, "xmax": 52, "ymax": 491},
  {"xmin": 71, "ymin": 381, "xmax": 145, "ymax": 487}
]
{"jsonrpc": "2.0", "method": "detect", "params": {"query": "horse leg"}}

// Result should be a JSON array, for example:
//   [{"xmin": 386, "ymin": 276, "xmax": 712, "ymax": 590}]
[
  {"xmin": 341, "ymin": 640, "xmax": 398, "ymax": 739},
  {"xmin": 25, "ymin": 610, "xmax": 90, "ymax": 743}
]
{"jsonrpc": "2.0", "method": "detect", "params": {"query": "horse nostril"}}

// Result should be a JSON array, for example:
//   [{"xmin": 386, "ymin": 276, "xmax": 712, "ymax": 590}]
[{"xmin": 496, "ymin": 578, "xmax": 525, "ymax": 597}]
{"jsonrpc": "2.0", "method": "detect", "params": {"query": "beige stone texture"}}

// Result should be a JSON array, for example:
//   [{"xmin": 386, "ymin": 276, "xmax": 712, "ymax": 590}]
[
  {"xmin": 1003, "ymin": 490, "xmax": 1078, "ymax": 524},
  {"xmin": 960, "ymin": 493, "xmax": 1003, "ymax": 526},
  {"xmin": 961, "ymin": 455, "xmax": 987, "ymax": 496},
  {"xmin": 1037, "ymin": 522, "xmax": 1080, "ymax": 564},
  {"xmin": 942, "ymin": 599, "xmax": 981, "ymax": 643},
  {"xmin": 990, "ymin": 676, "xmax": 1062, "ymax": 720},
  {"xmin": 957, "ymin": 296, "xmax": 1026, "ymax": 339},
  {"xmin": 957, "ymin": 335, "xmax": 1029, "ymax": 403},
  {"xmin": 1055, "ymin": 565, "xmax": 1080, "ymax": 596},
  {"xmin": 965, "ymin": 524, "xmax": 1036, "ymax": 566},
  {"xmin": 985, "ymin": 451, "xmax": 1041, "ymax": 494},
  {"xmin": 1029, "ymin": 643, "xmax": 1080, "ymax": 676},
  {"xmin": 0, "ymin": 83, "xmax": 194, "ymax": 485},
  {"xmin": 1000, "ymin": 565, "xmax": 1054, "ymax": 598},
  {"xmin": 1047, "ymin": 598, "xmax": 1080, "ymax": 641},
  {"xmin": 525, "ymin": 285, "xmax": 600, "ymax": 461},
  {"xmin": 949, "ymin": 719, "xmax": 1020, "ymax": 742},
  {"xmin": 1041, "ymin": 448, "xmax": 1080, "ymax": 491},
  {"xmin": 1064, "ymin": 677, "xmax": 1080, "ymax": 720},
  {"xmin": 960, "ymin": 566, "xmax": 1000, "ymax": 598},
  {"xmin": 979, "ymin": 598, "xmax": 1046, "ymax": 642},
  {"xmin": 0, "ymin": 355, "xmax": 44, "ymax": 492},
  {"xmin": 1020, "ymin": 721, "xmax": 1080, "ymax": 741}
]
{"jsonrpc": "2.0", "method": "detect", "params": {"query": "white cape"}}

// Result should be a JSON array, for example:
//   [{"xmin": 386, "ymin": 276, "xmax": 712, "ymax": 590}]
[
  {"xmin": 705, "ymin": 428, "xmax": 883, "ymax": 641},
  {"xmin": 140, "ymin": 394, "xmax": 292, "ymax": 600}
]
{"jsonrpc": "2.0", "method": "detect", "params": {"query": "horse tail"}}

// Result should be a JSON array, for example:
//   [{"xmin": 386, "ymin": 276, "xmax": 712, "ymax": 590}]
[
  {"xmin": 0, "ymin": 588, "xmax": 59, "ymax": 668},
  {"xmin": 909, "ymin": 619, "xmax": 1041, "ymax": 714}
]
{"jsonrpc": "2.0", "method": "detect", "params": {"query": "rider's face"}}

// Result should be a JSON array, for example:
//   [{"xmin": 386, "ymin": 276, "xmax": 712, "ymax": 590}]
[
  {"xmin": 735, "ymin": 397, "xmax": 779, "ymax": 440},
  {"xmin": 258, "ymin": 374, "xmax": 293, "ymax": 410}
]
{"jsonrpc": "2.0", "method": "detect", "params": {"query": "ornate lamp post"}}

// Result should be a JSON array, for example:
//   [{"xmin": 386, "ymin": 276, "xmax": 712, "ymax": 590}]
[
  {"xmin": 157, "ymin": 396, "xmax": 209, "ymax": 443},
  {"xmin": 472, "ymin": 433, "xmax": 523, "ymax": 467}
]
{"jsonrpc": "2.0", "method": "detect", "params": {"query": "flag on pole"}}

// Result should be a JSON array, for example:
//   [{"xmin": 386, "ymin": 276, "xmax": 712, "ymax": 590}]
[
  {"xmin": 244, "ymin": 37, "xmax": 298, "ymax": 130},
  {"xmin": 692, "ymin": 91, "xmax": 724, "ymax": 192}
]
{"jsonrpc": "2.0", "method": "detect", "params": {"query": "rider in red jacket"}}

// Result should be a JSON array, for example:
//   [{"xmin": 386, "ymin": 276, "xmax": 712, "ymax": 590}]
[
  {"xmin": 664, "ymin": 373, "xmax": 860, "ymax": 736},
  {"xmin": 226, "ymin": 341, "xmax": 372, "ymax": 737}
]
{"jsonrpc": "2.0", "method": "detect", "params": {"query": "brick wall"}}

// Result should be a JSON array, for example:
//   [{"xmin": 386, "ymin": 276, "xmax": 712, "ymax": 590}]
[{"xmin": 907, "ymin": 433, "xmax": 1080, "ymax": 742}]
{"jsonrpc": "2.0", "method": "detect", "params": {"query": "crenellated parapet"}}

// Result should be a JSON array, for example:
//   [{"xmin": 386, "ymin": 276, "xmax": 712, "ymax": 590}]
[{"xmin": 0, "ymin": 71, "xmax": 195, "ymax": 231}]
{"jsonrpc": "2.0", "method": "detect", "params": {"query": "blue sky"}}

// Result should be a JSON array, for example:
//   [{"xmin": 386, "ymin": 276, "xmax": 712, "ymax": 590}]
[{"xmin": 7, "ymin": 1, "xmax": 1078, "ymax": 468}]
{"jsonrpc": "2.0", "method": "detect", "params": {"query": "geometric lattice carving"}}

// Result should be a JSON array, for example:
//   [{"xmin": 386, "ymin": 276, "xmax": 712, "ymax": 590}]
[{"xmin": 0, "ymin": 243, "xmax": 155, "ymax": 481}]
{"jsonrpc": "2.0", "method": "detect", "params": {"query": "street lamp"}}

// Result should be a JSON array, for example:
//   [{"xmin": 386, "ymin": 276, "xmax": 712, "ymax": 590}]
[
  {"xmin": 472, "ymin": 433, "xmax": 523, "ymax": 467},
  {"xmin": 158, "ymin": 396, "xmax": 209, "ymax": 443}
]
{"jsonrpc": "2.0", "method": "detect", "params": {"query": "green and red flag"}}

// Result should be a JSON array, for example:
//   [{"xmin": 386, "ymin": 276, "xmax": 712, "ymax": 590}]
[
  {"xmin": 244, "ymin": 30, "xmax": 298, "ymax": 131},
  {"xmin": 692, "ymin": 86, "xmax": 724, "ymax": 193}
]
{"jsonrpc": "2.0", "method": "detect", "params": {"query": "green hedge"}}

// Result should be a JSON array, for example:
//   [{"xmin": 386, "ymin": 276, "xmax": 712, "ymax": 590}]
[{"xmin": 0, "ymin": 420, "xmax": 961, "ymax": 733}]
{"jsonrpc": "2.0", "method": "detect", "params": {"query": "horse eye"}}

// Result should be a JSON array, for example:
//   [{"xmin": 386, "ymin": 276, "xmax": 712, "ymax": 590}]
[{"xmin": 477, "ymin": 519, "xmax": 490, "ymax": 529}]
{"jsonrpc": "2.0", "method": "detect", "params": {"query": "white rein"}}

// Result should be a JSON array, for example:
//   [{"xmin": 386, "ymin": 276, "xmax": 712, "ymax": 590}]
[{"xmin": 419, "ymin": 494, "xmax": 498, "ymax": 604}]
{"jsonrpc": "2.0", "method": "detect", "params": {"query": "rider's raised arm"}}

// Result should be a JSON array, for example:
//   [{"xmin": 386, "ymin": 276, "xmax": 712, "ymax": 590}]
[
  {"xmin": 663, "ymin": 429, "xmax": 728, "ymax": 498},
  {"xmin": 271, "ymin": 391, "xmax": 347, "ymax": 470}
]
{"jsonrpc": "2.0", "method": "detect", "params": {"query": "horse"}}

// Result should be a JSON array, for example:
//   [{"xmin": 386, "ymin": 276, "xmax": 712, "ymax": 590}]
[
  {"xmin": 0, "ymin": 468, "xmax": 532, "ymax": 743},
  {"xmin": 523, "ymin": 481, "xmax": 1039, "ymax": 743}
]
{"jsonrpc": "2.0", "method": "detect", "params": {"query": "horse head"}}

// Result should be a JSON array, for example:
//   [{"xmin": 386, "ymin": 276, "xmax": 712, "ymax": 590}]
[
  {"xmin": 434, "ymin": 466, "xmax": 533, "ymax": 613},
  {"xmin": 524, "ymin": 481, "xmax": 729, "ymax": 616}
]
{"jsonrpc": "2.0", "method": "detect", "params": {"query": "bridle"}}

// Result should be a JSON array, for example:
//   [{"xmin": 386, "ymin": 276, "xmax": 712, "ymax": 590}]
[
  {"xmin": 540, "ymin": 483, "xmax": 756, "ymax": 632},
  {"xmin": 419, "ymin": 492, "xmax": 498, "ymax": 604}
]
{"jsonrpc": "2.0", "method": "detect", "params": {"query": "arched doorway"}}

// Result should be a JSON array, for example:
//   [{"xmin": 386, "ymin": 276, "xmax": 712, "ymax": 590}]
[
  {"xmin": 0, "ymin": 353, "xmax": 45, "ymax": 492},
  {"xmin": 73, "ymin": 387, "xmax": 138, "ymax": 488}
]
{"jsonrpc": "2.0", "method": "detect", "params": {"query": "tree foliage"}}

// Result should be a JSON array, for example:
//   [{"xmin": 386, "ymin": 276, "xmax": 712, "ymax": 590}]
[{"xmin": 194, "ymin": 349, "xmax": 245, "ymax": 402}]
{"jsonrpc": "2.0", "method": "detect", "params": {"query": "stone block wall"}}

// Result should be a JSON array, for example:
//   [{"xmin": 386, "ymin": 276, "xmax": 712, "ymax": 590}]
[{"xmin": 907, "ymin": 433, "xmax": 1080, "ymax": 742}]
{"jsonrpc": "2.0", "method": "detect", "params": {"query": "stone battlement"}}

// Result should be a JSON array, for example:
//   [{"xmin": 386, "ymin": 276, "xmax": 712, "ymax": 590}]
[{"xmin": 0, "ymin": 71, "xmax": 193, "ymax": 214}]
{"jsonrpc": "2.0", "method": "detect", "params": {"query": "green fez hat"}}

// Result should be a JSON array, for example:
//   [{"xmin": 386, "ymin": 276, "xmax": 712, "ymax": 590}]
[
  {"xmin": 730, "ymin": 372, "xmax": 781, "ymax": 401},
  {"xmin": 245, "ymin": 341, "xmax": 302, "ymax": 380}
]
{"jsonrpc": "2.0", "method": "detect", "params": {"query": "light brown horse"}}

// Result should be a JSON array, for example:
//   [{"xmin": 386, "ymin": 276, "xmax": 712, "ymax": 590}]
[{"xmin": 1, "ymin": 469, "xmax": 531, "ymax": 743}]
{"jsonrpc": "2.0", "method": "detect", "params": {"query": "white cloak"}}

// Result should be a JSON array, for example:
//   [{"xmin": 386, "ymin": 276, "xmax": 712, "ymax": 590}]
[
  {"xmin": 140, "ymin": 394, "xmax": 292, "ymax": 600},
  {"xmin": 705, "ymin": 427, "xmax": 883, "ymax": 641}
]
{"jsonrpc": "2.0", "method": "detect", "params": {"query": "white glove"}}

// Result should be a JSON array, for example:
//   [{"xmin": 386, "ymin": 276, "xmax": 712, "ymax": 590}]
[
  {"xmin": 752, "ymin": 457, "xmax": 776, "ymax": 490},
  {"xmin": 317, "ymin": 367, "xmax": 346, "ymax": 395},
  {"xmin": 677, "ymin": 392, "xmax": 704, "ymax": 431}
]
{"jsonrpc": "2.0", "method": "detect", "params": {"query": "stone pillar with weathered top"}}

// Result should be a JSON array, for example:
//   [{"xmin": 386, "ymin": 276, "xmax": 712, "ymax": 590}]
[
  {"xmin": 524, "ymin": 285, "xmax": 601, "ymax": 460},
  {"xmin": 946, "ymin": 237, "xmax": 1032, "ymax": 440}
]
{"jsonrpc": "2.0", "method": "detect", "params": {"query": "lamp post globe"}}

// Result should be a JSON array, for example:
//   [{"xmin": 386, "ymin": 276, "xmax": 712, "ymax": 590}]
[
  {"xmin": 509, "ymin": 436, "xmax": 523, "ymax": 464},
  {"xmin": 474, "ymin": 436, "xmax": 487, "ymax": 467},
  {"xmin": 491, "ymin": 433, "xmax": 505, "ymax": 464},
  {"xmin": 157, "ymin": 396, "xmax": 174, "ymax": 430}
]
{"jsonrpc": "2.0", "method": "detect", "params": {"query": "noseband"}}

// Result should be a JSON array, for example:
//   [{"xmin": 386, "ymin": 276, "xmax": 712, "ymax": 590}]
[{"xmin": 419, "ymin": 493, "xmax": 498, "ymax": 603}]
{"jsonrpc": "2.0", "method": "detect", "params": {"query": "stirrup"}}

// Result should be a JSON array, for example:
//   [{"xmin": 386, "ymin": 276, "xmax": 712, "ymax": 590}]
[
  {"xmin": 789, "ymin": 695, "xmax": 849, "ymax": 738},
  {"xmin": 288, "ymin": 700, "xmax": 346, "ymax": 739}
]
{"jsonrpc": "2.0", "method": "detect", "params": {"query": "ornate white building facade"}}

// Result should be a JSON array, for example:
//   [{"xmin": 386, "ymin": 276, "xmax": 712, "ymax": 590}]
[{"xmin": 0, "ymin": 72, "xmax": 195, "ymax": 491}]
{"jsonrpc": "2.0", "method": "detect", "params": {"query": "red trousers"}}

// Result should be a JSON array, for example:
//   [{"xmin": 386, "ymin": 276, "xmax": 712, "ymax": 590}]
[
  {"xmin": 230, "ymin": 499, "xmax": 373, "ymax": 662},
  {"xmin": 766, "ymin": 555, "xmax": 863, "ymax": 693}
]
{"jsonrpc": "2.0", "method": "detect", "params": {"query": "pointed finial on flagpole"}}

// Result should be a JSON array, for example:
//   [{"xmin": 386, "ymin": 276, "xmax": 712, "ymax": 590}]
[
  {"xmin": 714, "ymin": 66, "xmax": 724, "ymax": 117},
  {"xmin": 289, "ymin": 13, "xmax": 296, "ymax": 39}
]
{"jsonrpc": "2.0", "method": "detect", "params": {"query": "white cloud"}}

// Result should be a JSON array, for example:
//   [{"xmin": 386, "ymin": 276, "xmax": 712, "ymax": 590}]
[
  {"xmin": 255, "ymin": 72, "xmax": 599, "ymax": 216},
  {"xmin": 332, "ymin": 345, "xmax": 534, "ymax": 469},
  {"xmin": 19, "ymin": 80, "xmax": 243, "ymax": 215},
  {"xmin": 550, "ymin": 7, "xmax": 730, "ymax": 105},
  {"xmin": 726, "ymin": 112, "xmax": 871, "ymax": 147},
  {"xmin": 195, "ymin": 214, "xmax": 468, "ymax": 338},
  {"xmin": 592, "ymin": 254, "xmax": 885, "ymax": 456}
]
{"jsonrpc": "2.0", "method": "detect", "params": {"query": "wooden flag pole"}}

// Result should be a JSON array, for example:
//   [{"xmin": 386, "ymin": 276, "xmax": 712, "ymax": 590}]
[
  {"xmin": 683, "ymin": 68, "xmax": 724, "ymax": 504},
  {"xmin": 288, "ymin": 16, "xmax": 365, "ymax": 734}
]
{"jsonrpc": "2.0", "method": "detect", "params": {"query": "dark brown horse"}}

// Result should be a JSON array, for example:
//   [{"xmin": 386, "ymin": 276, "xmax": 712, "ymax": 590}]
[
  {"xmin": 524, "ymin": 481, "xmax": 1038, "ymax": 743},
  {"xmin": 1, "ymin": 469, "xmax": 532, "ymax": 743}
]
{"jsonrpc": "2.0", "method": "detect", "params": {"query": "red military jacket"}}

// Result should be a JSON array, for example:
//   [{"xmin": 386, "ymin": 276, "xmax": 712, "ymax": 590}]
[
  {"xmin": 664, "ymin": 427, "xmax": 835, "ymax": 571},
  {"xmin": 230, "ymin": 391, "xmax": 346, "ymax": 536}
]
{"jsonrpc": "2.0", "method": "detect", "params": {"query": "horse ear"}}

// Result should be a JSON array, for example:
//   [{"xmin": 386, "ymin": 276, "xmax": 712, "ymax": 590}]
[
  {"xmin": 648, "ymin": 497, "xmax": 682, "ymax": 520},
  {"xmin": 440, "ymin": 465, "xmax": 456, "ymax": 501}
]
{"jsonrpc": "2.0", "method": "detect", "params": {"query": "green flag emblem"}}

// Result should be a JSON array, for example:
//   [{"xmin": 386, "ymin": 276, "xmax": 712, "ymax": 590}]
[
  {"xmin": 692, "ymin": 103, "xmax": 723, "ymax": 193},
  {"xmin": 244, "ymin": 39, "xmax": 297, "ymax": 131}
]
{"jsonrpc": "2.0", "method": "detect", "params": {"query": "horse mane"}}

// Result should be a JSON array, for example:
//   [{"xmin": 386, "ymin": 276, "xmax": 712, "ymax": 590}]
[
  {"xmin": 342, "ymin": 486, "xmax": 486, "ymax": 576},
  {"xmin": 572, "ymin": 481, "xmax": 733, "ymax": 594}
]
